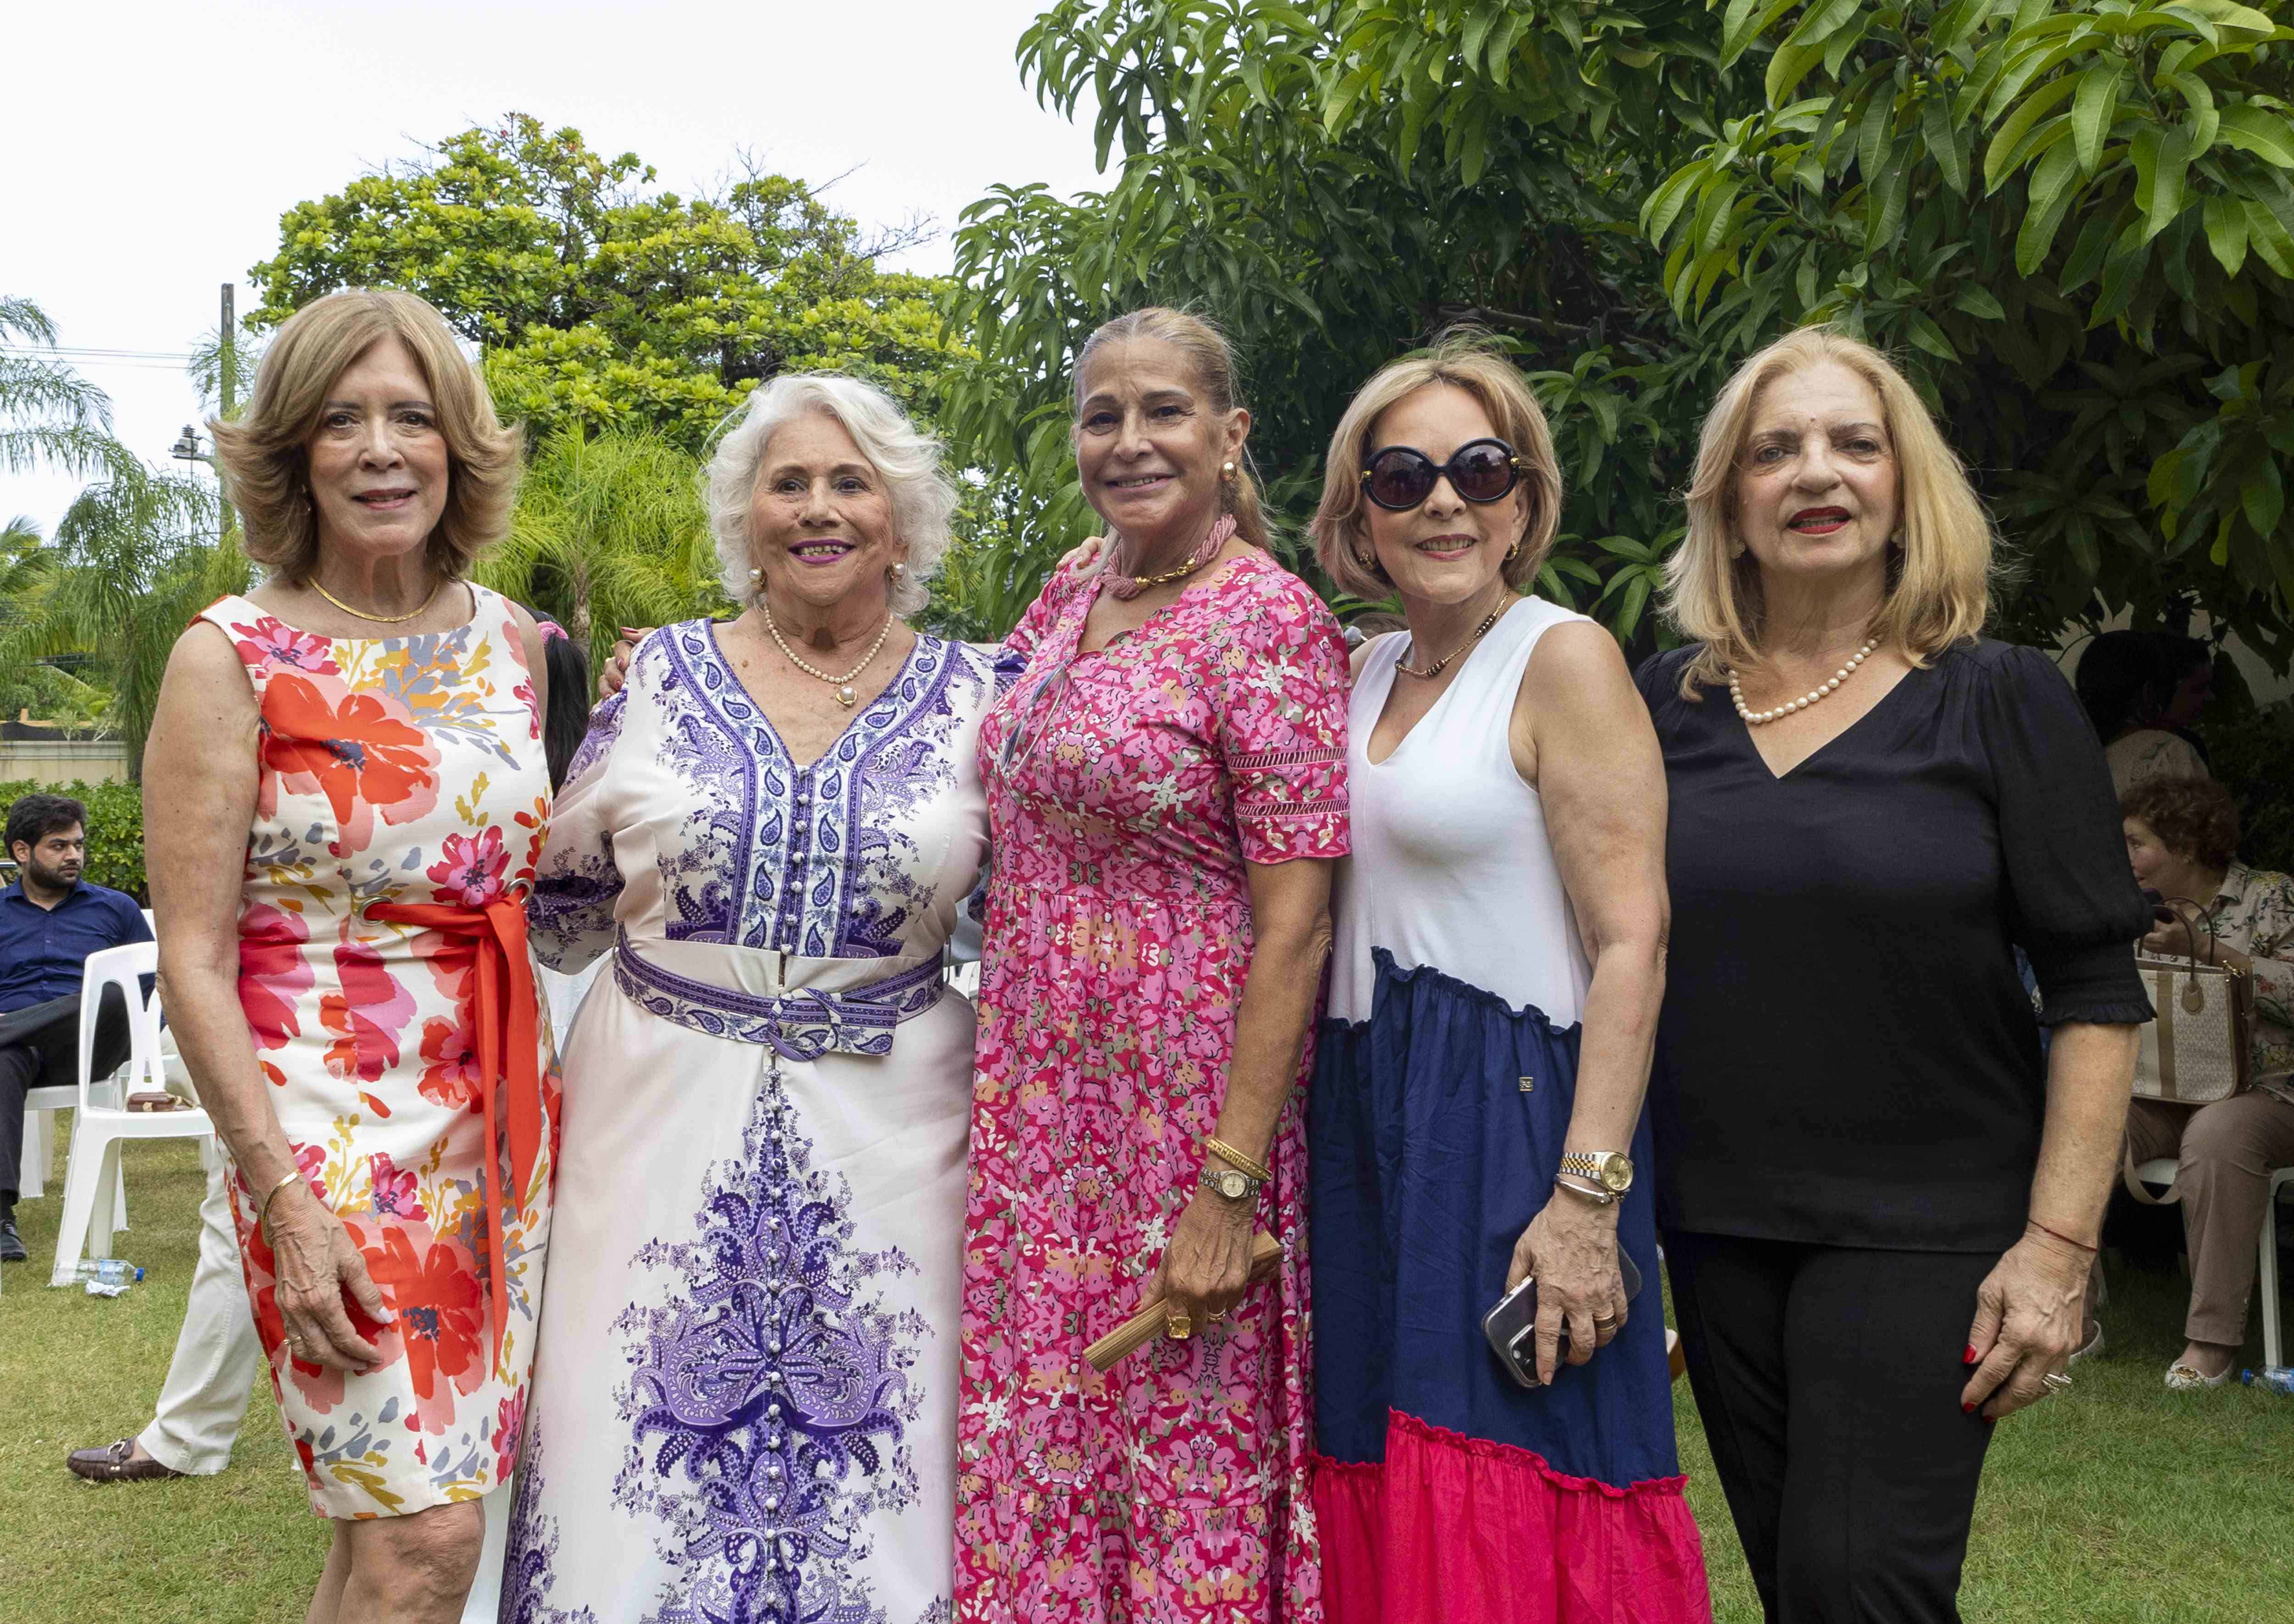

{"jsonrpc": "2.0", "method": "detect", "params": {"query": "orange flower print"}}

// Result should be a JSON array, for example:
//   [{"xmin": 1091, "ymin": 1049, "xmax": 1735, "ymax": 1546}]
[
  {"xmin": 362, "ymin": 1224, "xmax": 487, "ymax": 1435},
  {"xmin": 260, "ymin": 670, "xmax": 439, "ymax": 855},
  {"xmin": 426, "ymin": 826, "xmax": 511, "ymax": 908},
  {"xmin": 236, "ymin": 902, "xmax": 312, "ymax": 1052},
  {"xmin": 320, "ymin": 937, "xmax": 417, "ymax": 1084},
  {"xmin": 417, "ymin": 1016, "xmax": 484, "ymax": 1112}
]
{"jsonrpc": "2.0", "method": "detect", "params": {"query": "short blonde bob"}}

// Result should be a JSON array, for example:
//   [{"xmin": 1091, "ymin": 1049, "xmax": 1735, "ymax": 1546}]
[
  {"xmin": 1665, "ymin": 326, "xmax": 1993, "ymax": 697},
  {"xmin": 212, "ymin": 289, "xmax": 521, "ymax": 586},
  {"xmin": 1310, "ymin": 334, "xmax": 1563, "ymax": 602},
  {"xmin": 703, "ymin": 372, "xmax": 957, "ymax": 618}
]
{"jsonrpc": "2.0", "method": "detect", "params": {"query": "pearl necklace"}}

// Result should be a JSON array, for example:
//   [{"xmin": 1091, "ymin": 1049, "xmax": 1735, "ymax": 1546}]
[
  {"xmin": 1729, "ymin": 639, "xmax": 1879, "ymax": 725},
  {"xmin": 761, "ymin": 600, "xmax": 895, "ymax": 708}
]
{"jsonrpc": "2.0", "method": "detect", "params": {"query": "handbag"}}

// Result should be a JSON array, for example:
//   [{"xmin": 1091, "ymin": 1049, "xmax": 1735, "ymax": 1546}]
[{"xmin": 2123, "ymin": 897, "xmax": 2252, "ymax": 1205}]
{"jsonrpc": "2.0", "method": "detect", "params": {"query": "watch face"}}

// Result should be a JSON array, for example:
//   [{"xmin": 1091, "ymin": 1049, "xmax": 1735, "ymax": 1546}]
[
  {"xmin": 1600, "ymin": 1155, "xmax": 1634, "ymax": 1193},
  {"xmin": 1210, "ymin": 1170, "xmax": 1249, "ymax": 1199}
]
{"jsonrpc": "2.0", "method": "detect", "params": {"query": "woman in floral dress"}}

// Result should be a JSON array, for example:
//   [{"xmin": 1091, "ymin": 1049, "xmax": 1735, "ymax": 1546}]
[
  {"xmin": 958, "ymin": 308, "xmax": 1349, "ymax": 1620},
  {"xmin": 147, "ymin": 289, "xmax": 554, "ymax": 1624}
]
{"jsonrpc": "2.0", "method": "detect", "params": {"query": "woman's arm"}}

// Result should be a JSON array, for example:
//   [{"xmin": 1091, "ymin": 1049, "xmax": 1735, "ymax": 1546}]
[
  {"xmin": 1962, "ymin": 1021, "xmax": 2137, "ymax": 1418},
  {"xmin": 1507, "ymin": 621, "xmax": 1670, "ymax": 1382},
  {"xmin": 506, "ymin": 597, "xmax": 551, "ymax": 723},
  {"xmin": 1150, "ymin": 855, "xmax": 1336, "ymax": 1325},
  {"xmin": 144, "ymin": 626, "xmax": 390, "ymax": 1370}
]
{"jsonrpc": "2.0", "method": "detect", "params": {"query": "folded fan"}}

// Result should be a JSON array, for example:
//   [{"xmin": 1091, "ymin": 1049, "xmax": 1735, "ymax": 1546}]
[{"xmin": 1084, "ymin": 1229, "xmax": 1283, "ymax": 1372}]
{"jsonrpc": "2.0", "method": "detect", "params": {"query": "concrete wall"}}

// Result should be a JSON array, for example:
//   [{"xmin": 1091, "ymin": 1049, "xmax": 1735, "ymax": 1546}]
[{"xmin": 0, "ymin": 738, "xmax": 133, "ymax": 785}]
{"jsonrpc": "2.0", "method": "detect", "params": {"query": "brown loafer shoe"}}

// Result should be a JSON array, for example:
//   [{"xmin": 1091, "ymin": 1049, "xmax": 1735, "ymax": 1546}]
[{"xmin": 67, "ymin": 1439, "xmax": 186, "ymax": 1483}]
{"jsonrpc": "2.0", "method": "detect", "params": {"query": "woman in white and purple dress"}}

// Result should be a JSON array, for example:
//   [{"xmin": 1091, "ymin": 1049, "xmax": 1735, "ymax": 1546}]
[{"xmin": 504, "ymin": 373, "xmax": 992, "ymax": 1622}]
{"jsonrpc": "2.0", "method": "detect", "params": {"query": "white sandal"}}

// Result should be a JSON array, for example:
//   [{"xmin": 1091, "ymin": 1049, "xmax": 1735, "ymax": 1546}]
[{"xmin": 2163, "ymin": 1358, "xmax": 2233, "ymax": 1390}]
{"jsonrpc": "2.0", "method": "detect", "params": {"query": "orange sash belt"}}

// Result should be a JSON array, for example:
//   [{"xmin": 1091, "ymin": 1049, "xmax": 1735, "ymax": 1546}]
[{"xmin": 368, "ymin": 896, "xmax": 545, "ymax": 1370}]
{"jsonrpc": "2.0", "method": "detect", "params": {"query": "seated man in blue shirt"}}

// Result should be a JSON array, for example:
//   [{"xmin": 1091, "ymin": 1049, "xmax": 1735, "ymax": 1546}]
[{"xmin": 0, "ymin": 792, "xmax": 152, "ymax": 1262}]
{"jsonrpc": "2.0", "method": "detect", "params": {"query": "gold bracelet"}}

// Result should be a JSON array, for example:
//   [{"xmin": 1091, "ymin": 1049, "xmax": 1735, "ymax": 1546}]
[
  {"xmin": 253, "ymin": 1168, "xmax": 305, "ymax": 1236},
  {"xmin": 1203, "ymin": 1135, "xmax": 1274, "ymax": 1185}
]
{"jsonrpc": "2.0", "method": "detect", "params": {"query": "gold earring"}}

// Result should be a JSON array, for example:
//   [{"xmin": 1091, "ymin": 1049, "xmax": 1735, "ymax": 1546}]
[
  {"xmin": 1222, "ymin": 461, "xmax": 1236, "ymax": 479},
  {"xmin": 1727, "ymin": 539, "xmax": 1747, "ymax": 560}
]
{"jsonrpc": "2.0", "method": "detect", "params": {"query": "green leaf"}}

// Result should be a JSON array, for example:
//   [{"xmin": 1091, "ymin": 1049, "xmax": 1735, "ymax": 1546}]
[
  {"xmin": 1923, "ymin": 95, "xmax": 1968, "ymax": 195},
  {"xmin": 2016, "ymin": 142, "xmax": 2083, "ymax": 274},
  {"xmin": 2218, "ymin": 105, "xmax": 2294, "ymax": 168},
  {"xmin": 1766, "ymin": 0, "xmax": 1865, "ymax": 105},
  {"xmin": 1907, "ymin": 312, "xmax": 1958, "ymax": 359},
  {"xmin": 2243, "ymin": 460, "xmax": 2285, "ymax": 537},
  {"xmin": 2203, "ymin": 194, "xmax": 2251, "ymax": 276},
  {"xmin": 1954, "ymin": 285, "xmax": 2008, "ymax": 320},
  {"xmin": 1984, "ymin": 77, "xmax": 2081, "ymax": 193},
  {"xmin": 2143, "ymin": 129, "xmax": 2193, "ymax": 241},
  {"xmin": 2070, "ymin": 62, "xmax": 2123, "ymax": 174}
]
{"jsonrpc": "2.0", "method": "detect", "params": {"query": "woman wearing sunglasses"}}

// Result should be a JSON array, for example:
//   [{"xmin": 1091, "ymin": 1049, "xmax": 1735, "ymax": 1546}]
[
  {"xmin": 956, "ymin": 307, "xmax": 1349, "ymax": 1619},
  {"xmin": 1306, "ymin": 336, "xmax": 1709, "ymax": 1618}
]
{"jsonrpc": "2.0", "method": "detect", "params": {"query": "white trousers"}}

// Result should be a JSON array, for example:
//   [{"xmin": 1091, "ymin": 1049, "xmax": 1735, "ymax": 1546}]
[{"xmin": 135, "ymin": 1138, "xmax": 260, "ymax": 1475}]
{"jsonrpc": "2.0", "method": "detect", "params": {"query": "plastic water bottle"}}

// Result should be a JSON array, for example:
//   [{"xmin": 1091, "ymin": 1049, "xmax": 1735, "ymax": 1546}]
[
  {"xmin": 2241, "ymin": 1367, "xmax": 2294, "ymax": 1396},
  {"xmin": 74, "ymin": 1257, "xmax": 143, "ymax": 1296}
]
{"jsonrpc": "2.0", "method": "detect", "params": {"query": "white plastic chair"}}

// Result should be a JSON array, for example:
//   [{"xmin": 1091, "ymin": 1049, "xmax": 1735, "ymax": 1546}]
[
  {"xmin": 14, "ymin": 913, "xmax": 160, "ymax": 1199},
  {"xmin": 2261, "ymin": 1166, "xmax": 2292, "ymax": 1370},
  {"xmin": 2134, "ymin": 1155, "xmax": 2292, "ymax": 1369},
  {"xmin": 47, "ymin": 941, "xmax": 212, "ymax": 1285}
]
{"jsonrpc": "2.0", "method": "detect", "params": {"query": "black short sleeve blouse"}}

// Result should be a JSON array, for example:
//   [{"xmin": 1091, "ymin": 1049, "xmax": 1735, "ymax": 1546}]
[{"xmin": 1637, "ymin": 639, "xmax": 2153, "ymax": 1252}]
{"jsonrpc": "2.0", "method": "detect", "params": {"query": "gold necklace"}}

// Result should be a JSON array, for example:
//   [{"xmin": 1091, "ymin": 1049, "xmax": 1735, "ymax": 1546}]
[
  {"xmin": 761, "ymin": 600, "xmax": 896, "ymax": 708},
  {"xmin": 1395, "ymin": 602, "xmax": 1507, "ymax": 680},
  {"xmin": 310, "ymin": 576, "xmax": 444, "ymax": 625}
]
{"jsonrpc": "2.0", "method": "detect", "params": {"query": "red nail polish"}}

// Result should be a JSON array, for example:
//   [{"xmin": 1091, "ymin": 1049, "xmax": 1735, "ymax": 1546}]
[
  {"xmin": 1963, "ymin": 1344, "xmax": 1978, "ymax": 1365},
  {"xmin": 1961, "ymin": 1402, "xmax": 1975, "ymax": 1414}
]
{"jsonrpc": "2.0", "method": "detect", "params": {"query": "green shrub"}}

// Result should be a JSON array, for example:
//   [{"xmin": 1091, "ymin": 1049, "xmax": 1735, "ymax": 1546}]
[{"xmin": 0, "ymin": 778, "xmax": 146, "ymax": 900}]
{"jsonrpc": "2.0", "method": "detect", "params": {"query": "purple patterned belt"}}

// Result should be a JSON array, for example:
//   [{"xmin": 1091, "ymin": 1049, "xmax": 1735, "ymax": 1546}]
[{"xmin": 611, "ymin": 930, "xmax": 943, "ymax": 1063}]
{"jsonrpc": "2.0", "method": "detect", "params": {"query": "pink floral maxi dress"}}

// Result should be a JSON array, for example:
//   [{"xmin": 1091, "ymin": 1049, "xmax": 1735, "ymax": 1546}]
[
  {"xmin": 958, "ymin": 554, "xmax": 1351, "ymax": 1620},
  {"xmin": 196, "ymin": 587, "xmax": 556, "ymax": 1518}
]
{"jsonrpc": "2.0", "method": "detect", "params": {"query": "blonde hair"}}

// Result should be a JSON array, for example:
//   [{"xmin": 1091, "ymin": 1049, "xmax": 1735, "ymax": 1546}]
[
  {"xmin": 1666, "ymin": 326, "xmax": 1993, "ymax": 697},
  {"xmin": 1072, "ymin": 307, "xmax": 1270, "ymax": 550},
  {"xmin": 704, "ymin": 372, "xmax": 957, "ymax": 617},
  {"xmin": 1311, "ymin": 334, "xmax": 1563, "ymax": 601},
  {"xmin": 213, "ymin": 289, "xmax": 521, "ymax": 586}
]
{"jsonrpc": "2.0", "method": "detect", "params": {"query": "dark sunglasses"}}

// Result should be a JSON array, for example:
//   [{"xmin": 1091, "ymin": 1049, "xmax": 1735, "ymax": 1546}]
[{"xmin": 1359, "ymin": 438, "xmax": 1527, "ymax": 511}]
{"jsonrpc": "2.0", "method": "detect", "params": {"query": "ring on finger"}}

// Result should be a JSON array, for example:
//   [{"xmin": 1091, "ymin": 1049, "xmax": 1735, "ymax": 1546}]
[
  {"xmin": 1166, "ymin": 1312, "xmax": 1192, "ymax": 1341},
  {"xmin": 2040, "ymin": 1371, "xmax": 2072, "ymax": 1393}
]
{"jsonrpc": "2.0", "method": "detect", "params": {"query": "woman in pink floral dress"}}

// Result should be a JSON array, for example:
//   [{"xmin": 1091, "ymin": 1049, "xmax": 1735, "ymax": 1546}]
[
  {"xmin": 958, "ymin": 308, "xmax": 1349, "ymax": 1621},
  {"xmin": 146, "ymin": 289, "xmax": 553, "ymax": 1624}
]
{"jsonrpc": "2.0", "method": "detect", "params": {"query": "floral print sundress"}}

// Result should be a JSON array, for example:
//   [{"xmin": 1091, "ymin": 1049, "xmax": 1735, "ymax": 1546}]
[
  {"xmin": 197, "ymin": 586, "xmax": 556, "ymax": 1519},
  {"xmin": 958, "ymin": 552, "xmax": 1350, "ymax": 1621}
]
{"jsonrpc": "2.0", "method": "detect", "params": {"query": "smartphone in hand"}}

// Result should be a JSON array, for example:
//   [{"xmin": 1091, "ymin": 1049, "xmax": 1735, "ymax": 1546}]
[{"xmin": 1481, "ymin": 1251, "xmax": 1644, "ymax": 1389}]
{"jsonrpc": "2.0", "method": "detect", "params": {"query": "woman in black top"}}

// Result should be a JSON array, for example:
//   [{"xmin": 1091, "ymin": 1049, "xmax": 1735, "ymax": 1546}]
[{"xmin": 1637, "ymin": 328, "xmax": 2149, "ymax": 1624}]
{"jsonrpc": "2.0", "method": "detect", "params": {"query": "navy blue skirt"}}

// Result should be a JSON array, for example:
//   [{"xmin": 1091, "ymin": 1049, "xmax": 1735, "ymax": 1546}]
[{"xmin": 1308, "ymin": 951, "xmax": 1708, "ymax": 1622}]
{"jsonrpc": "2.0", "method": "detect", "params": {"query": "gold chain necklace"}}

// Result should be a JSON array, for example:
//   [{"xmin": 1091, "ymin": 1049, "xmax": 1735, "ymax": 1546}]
[
  {"xmin": 1395, "ymin": 602, "xmax": 1506, "ymax": 681},
  {"xmin": 310, "ymin": 577, "xmax": 444, "ymax": 625},
  {"xmin": 761, "ymin": 600, "xmax": 896, "ymax": 708}
]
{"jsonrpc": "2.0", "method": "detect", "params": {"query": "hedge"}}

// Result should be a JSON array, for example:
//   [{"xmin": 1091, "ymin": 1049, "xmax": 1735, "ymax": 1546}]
[{"xmin": 0, "ymin": 779, "xmax": 146, "ymax": 901}]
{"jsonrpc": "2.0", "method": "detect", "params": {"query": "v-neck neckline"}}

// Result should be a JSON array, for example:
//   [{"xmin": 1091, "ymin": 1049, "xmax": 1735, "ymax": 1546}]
[
  {"xmin": 1363, "ymin": 596, "xmax": 1531, "ymax": 768},
  {"xmin": 704, "ymin": 618, "xmax": 927, "ymax": 772},
  {"xmin": 1737, "ymin": 659, "xmax": 1919, "ymax": 782}
]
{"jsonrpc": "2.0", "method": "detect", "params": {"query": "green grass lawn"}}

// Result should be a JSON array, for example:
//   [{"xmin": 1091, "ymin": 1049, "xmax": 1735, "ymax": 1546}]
[{"xmin": 4, "ymin": 1123, "xmax": 2290, "ymax": 1622}]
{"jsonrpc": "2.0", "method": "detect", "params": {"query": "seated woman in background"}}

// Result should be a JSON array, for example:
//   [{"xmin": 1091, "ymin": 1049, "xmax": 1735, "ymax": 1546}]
[
  {"xmin": 2075, "ymin": 628, "xmax": 2215, "ymax": 795},
  {"xmin": 1306, "ymin": 337, "xmax": 1708, "ymax": 1618},
  {"xmin": 2110, "ymin": 774, "xmax": 2294, "ymax": 1389}
]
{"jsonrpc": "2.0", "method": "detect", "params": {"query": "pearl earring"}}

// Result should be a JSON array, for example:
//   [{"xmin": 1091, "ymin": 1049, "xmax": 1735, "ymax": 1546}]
[
  {"xmin": 1727, "ymin": 539, "xmax": 1748, "ymax": 560},
  {"xmin": 890, "ymin": 562, "xmax": 907, "ymax": 580},
  {"xmin": 1222, "ymin": 461, "xmax": 1236, "ymax": 478},
  {"xmin": 748, "ymin": 566, "xmax": 763, "ymax": 584}
]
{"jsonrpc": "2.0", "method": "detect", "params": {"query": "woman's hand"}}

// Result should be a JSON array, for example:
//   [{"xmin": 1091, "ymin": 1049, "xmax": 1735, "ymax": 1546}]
[
  {"xmin": 1509, "ymin": 1189, "xmax": 1627, "ymax": 1385},
  {"xmin": 264, "ymin": 1183, "xmax": 392, "ymax": 1372},
  {"xmin": 598, "ymin": 626, "xmax": 655, "ymax": 701},
  {"xmin": 1961, "ymin": 1225, "xmax": 2089, "ymax": 1420},
  {"xmin": 1146, "ymin": 1190, "xmax": 1256, "ymax": 1337},
  {"xmin": 1057, "ymin": 536, "xmax": 1107, "ymax": 576}
]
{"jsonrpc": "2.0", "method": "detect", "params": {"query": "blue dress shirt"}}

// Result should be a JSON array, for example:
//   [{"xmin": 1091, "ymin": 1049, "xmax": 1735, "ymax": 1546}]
[{"xmin": 0, "ymin": 881, "xmax": 152, "ymax": 1015}]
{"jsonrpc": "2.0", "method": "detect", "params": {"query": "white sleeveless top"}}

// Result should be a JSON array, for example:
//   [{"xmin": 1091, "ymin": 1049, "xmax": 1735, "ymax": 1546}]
[{"xmin": 1329, "ymin": 595, "xmax": 1594, "ymax": 1026}]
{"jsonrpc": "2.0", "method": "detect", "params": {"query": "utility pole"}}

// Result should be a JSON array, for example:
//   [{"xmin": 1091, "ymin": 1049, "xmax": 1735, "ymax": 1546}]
[{"xmin": 219, "ymin": 283, "xmax": 238, "ymax": 551}]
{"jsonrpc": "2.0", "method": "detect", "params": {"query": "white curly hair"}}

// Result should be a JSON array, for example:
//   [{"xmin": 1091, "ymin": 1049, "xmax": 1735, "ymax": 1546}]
[{"xmin": 705, "ymin": 372, "xmax": 957, "ymax": 617}]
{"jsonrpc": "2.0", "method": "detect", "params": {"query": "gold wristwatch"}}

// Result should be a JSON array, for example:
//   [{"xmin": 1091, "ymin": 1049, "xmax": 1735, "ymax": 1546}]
[
  {"xmin": 1558, "ymin": 1150, "xmax": 1634, "ymax": 1196},
  {"xmin": 1200, "ymin": 1165, "xmax": 1265, "ymax": 1204}
]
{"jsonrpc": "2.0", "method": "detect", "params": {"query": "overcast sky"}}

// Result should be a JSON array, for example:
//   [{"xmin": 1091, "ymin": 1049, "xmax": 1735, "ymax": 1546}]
[{"xmin": 3, "ymin": 0, "xmax": 1106, "ymax": 535}]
